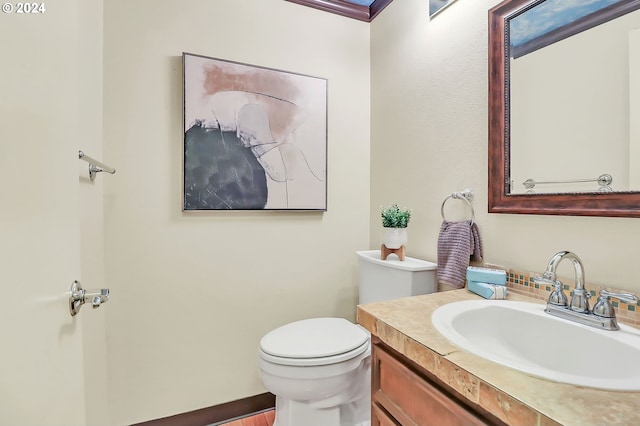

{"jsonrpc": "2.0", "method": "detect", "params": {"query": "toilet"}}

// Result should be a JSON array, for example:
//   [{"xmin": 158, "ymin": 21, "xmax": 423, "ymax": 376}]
[{"xmin": 258, "ymin": 250, "xmax": 437, "ymax": 426}]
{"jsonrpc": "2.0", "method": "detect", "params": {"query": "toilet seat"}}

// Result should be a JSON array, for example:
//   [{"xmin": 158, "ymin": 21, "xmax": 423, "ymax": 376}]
[{"xmin": 260, "ymin": 317, "xmax": 370, "ymax": 367}]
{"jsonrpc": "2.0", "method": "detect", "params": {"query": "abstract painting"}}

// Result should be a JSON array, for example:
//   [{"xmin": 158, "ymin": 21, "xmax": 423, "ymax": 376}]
[
  {"xmin": 429, "ymin": 0, "xmax": 456, "ymax": 17},
  {"xmin": 183, "ymin": 53, "xmax": 327, "ymax": 211}
]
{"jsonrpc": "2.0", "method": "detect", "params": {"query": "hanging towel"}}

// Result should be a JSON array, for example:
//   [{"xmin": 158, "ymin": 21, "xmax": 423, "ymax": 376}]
[{"xmin": 437, "ymin": 220, "xmax": 483, "ymax": 288}]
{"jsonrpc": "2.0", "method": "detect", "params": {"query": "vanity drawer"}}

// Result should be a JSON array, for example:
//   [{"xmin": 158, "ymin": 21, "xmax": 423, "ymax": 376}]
[
  {"xmin": 372, "ymin": 340, "xmax": 488, "ymax": 426},
  {"xmin": 372, "ymin": 403, "xmax": 400, "ymax": 426}
]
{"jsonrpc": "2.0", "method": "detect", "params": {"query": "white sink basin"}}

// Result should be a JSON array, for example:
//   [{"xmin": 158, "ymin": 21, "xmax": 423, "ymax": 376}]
[{"xmin": 431, "ymin": 300, "xmax": 640, "ymax": 390}]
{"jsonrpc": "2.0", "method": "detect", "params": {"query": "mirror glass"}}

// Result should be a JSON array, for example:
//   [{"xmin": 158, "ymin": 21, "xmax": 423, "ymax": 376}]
[
  {"xmin": 509, "ymin": 0, "xmax": 640, "ymax": 194},
  {"xmin": 488, "ymin": 0, "xmax": 640, "ymax": 217}
]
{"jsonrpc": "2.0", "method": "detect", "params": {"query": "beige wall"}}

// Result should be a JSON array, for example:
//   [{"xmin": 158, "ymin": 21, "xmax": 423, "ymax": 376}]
[
  {"xmin": 371, "ymin": 0, "xmax": 640, "ymax": 291},
  {"xmin": 7, "ymin": 0, "xmax": 640, "ymax": 424},
  {"xmin": 631, "ymin": 28, "xmax": 640, "ymax": 188},
  {"xmin": 102, "ymin": 0, "xmax": 370, "ymax": 423}
]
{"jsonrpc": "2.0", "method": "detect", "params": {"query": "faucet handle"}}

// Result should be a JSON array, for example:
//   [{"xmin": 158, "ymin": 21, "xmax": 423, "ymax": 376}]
[
  {"xmin": 592, "ymin": 289, "xmax": 639, "ymax": 318},
  {"xmin": 548, "ymin": 280, "xmax": 569, "ymax": 307},
  {"xmin": 532, "ymin": 274, "xmax": 568, "ymax": 306}
]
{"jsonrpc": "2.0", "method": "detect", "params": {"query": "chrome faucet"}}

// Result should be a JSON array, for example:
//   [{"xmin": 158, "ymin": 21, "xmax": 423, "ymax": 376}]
[
  {"xmin": 533, "ymin": 251, "xmax": 638, "ymax": 331},
  {"xmin": 535, "ymin": 251, "xmax": 589, "ymax": 312}
]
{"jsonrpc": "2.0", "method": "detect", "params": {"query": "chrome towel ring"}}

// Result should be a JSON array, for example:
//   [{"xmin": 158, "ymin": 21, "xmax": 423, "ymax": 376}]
[{"xmin": 441, "ymin": 190, "xmax": 475, "ymax": 225}]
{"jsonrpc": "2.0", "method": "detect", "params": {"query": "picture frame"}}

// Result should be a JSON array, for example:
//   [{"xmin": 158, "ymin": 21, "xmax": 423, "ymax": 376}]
[
  {"xmin": 183, "ymin": 53, "xmax": 328, "ymax": 211},
  {"xmin": 429, "ymin": 0, "xmax": 457, "ymax": 18},
  {"xmin": 284, "ymin": 0, "xmax": 394, "ymax": 22}
]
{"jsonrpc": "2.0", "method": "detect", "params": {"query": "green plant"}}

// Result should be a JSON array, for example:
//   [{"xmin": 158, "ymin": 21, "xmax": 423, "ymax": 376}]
[{"xmin": 381, "ymin": 204, "xmax": 411, "ymax": 228}]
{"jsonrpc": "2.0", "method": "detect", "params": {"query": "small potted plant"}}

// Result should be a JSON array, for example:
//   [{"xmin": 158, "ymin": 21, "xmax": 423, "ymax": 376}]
[{"xmin": 381, "ymin": 204, "xmax": 411, "ymax": 249}]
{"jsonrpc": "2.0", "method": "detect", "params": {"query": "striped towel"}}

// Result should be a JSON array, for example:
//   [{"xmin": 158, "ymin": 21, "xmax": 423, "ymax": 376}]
[{"xmin": 437, "ymin": 220, "xmax": 483, "ymax": 288}]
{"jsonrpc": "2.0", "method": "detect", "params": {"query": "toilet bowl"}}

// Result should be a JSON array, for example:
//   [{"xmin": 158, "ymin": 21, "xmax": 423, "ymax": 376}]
[
  {"xmin": 258, "ymin": 317, "xmax": 371, "ymax": 426},
  {"xmin": 258, "ymin": 250, "xmax": 438, "ymax": 426}
]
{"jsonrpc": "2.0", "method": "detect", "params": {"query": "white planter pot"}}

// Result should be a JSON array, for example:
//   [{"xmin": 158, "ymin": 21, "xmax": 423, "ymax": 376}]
[{"xmin": 383, "ymin": 227, "xmax": 408, "ymax": 249}]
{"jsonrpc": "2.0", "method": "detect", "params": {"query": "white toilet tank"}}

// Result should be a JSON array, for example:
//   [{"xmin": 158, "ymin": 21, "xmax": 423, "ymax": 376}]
[{"xmin": 356, "ymin": 250, "xmax": 437, "ymax": 304}]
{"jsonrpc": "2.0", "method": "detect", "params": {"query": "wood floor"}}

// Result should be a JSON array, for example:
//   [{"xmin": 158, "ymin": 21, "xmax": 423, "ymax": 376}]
[{"xmin": 218, "ymin": 409, "xmax": 275, "ymax": 426}]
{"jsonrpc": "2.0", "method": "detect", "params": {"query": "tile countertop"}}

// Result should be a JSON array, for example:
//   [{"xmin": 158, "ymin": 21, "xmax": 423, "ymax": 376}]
[{"xmin": 356, "ymin": 290, "xmax": 640, "ymax": 426}]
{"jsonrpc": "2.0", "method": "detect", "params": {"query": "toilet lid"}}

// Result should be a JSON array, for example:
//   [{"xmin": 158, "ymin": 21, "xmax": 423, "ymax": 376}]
[{"xmin": 260, "ymin": 317, "xmax": 369, "ymax": 359}]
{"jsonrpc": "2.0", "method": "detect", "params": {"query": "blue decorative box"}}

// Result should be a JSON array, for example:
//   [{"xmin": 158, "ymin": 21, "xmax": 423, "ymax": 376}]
[
  {"xmin": 466, "ymin": 266, "xmax": 507, "ymax": 285},
  {"xmin": 467, "ymin": 281, "xmax": 508, "ymax": 300}
]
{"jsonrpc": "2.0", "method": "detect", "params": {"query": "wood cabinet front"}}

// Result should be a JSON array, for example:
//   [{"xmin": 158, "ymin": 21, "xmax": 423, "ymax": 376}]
[{"xmin": 371, "ymin": 337, "xmax": 501, "ymax": 426}]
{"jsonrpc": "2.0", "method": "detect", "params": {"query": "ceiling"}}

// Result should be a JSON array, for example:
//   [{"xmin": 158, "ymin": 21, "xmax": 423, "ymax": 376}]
[{"xmin": 285, "ymin": 0, "xmax": 394, "ymax": 22}]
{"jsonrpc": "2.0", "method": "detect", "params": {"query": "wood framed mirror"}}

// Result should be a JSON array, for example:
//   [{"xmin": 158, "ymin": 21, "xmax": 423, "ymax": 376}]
[{"xmin": 488, "ymin": 0, "xmax": 640, "ymax": 217}]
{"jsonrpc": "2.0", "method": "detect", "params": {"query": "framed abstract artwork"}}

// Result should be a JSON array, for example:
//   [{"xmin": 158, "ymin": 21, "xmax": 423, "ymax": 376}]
[{"xmin": 183, "ymin": 53, "xmax": 328, "ymax": 211}]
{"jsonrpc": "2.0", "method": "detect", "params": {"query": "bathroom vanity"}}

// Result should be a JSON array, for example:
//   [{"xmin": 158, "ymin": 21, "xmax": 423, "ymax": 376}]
[
  {"xmin": 370, "ymin": 336, "xmax": 501, "ymax": 425},
  {"xmin": 357, "ymin": 290, "xmax": 640, "ymax": 426}
]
